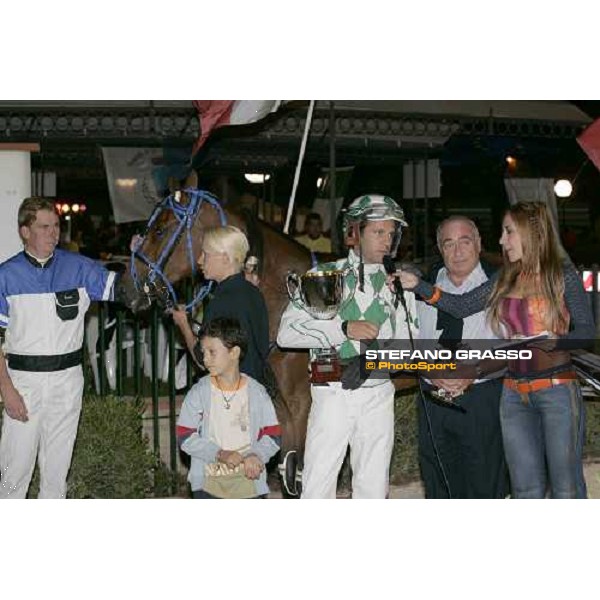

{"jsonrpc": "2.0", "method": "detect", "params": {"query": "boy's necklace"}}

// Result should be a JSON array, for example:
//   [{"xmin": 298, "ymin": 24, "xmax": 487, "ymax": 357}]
[{"xmin": 215, "ymin": 375, "xmax": 242, "ymax": 410}]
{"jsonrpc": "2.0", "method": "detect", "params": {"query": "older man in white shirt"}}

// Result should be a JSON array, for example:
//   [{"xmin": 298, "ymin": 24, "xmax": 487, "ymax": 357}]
[{"xmin": 417, "ymin": 216, "xmax": 508, "ymax": 499}]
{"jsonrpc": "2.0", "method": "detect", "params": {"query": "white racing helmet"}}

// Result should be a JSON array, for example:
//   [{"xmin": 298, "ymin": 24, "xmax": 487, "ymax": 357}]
[{"xmin": 344, "ymin": 194, "xmax": 408, "ymax": 227}]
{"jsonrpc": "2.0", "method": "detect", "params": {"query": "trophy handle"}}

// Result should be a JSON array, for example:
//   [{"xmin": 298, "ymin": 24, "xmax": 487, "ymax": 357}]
[
  {"xmin": 337, "ymin": 265, "xmax": 356, "ymax": 311},
  {"xmin": 286, "ymin": 271, "xmax": 304, "ymax": 304}
]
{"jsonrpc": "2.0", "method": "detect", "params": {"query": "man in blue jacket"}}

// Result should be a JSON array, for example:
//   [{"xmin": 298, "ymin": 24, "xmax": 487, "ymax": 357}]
[{"xmin": 0, "ymin": 197, "xmax": 117, "ymax": 499}]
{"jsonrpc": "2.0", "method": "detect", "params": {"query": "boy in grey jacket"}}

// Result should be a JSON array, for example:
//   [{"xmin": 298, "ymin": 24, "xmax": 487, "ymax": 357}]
[{"xmin": 177, "ymin": 317, "xmax": 281, "ymax": 498}]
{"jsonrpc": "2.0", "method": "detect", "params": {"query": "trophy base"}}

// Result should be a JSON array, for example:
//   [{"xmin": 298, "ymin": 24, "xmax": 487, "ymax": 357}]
[{"xmin": 310, "ymin": 349, "xmax": 342, "ymax": 384}]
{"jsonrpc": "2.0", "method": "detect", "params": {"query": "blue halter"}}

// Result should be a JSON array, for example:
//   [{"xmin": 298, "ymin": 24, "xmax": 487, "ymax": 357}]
[{"xmin": 130, "ymin": 187, "xmax": 227, "ymax": 311}]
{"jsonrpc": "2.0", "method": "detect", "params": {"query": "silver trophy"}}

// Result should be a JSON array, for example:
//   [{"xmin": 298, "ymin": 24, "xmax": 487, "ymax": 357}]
[
  {"xmin": 286, "ymin": 269, "xmax": 348, "ymax": 320},
  {"xmin": 286, "ymin": 268, "xmax": 352, "ymax": 384}
]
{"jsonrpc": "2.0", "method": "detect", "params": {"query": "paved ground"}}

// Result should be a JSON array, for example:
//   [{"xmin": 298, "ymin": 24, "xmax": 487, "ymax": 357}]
[{"xmin": 269, "ymin": 460, "xmax": 600, "ymax": 499}]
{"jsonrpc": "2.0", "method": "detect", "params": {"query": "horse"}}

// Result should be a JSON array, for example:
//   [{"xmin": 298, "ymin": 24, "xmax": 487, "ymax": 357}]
[{"xmin": 118, "ymin": 184, "xmax": 314, "ymax": 494}]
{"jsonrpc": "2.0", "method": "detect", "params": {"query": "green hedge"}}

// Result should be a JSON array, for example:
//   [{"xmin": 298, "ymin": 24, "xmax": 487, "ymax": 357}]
[
  {"xmin": 390, "ymin": 390, "xmax": 420, "ymax": 485},
  {"xmin": 66, "ymin": 395, "xmax": 156, "ymax": 498}
]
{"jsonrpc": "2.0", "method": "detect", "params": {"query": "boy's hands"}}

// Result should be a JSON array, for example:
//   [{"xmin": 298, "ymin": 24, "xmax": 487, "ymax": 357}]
[
  {"xmin": 217, "ymin": 450, "xmax": 265, "ymax": 479},
  {"xmin": 217, "ymin": 450, "xmax": 243, "ymax": 469},
  {"xmin": 242, "ymin": 454, "xmax": 264, "ymax": 480}
]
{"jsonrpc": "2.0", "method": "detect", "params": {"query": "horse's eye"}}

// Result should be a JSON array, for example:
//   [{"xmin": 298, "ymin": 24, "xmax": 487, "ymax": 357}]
[{"xmin": 155, "ymin": 227, "xmax": 164, "ymax": 237}]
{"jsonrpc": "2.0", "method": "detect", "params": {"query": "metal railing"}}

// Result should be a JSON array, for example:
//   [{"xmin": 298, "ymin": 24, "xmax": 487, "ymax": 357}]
[
  {"xmin": 84, "ymin": 282, "xmax": 197, "ymax": 487},
  {"xmin": 579, "ymin": 264, "xmax": 600, "ymax": 338}
]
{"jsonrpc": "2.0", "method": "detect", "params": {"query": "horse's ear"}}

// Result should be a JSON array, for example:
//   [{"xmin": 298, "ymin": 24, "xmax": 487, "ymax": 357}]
[
  {"xmin": 184, "ymin": 170, "xmax": 198, "ymax": 189},
  {"xmin": 167, "ymin": 176, "xmax": 179, "ymax": 193}
]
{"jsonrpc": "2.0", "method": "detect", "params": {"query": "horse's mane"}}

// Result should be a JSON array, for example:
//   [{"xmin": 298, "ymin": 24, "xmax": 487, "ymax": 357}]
[
  {"xmin": 256, "ymin": 217, "xmax": 341, "ymax": 265},
  {"xmin": 225, "ymin": 206, "xmax": 314, "ymax": 273}
]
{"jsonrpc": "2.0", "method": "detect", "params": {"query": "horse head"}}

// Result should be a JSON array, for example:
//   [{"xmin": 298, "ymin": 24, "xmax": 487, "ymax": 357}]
[{"xmin": 119, "ymin": 186, "xmax": 226, "ymax": 313}]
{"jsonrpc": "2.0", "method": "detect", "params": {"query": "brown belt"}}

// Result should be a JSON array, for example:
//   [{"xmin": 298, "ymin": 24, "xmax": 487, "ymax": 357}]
[{"xmin": 504, "ymin": 371, "xmax": 576, "ymax": 394}]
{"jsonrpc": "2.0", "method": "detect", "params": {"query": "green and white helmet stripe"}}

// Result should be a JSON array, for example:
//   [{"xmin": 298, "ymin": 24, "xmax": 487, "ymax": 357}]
[{"xmin": 343, "ymin": 194, "xmax": 408, "ymax": 227}]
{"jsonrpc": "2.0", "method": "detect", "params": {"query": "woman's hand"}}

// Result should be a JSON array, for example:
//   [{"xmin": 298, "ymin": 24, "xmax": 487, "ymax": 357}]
[
  {"xmin": 244, "ymin": 271, "xmax": 260, "ymax": 287},
  {"xmin": 398, "ymin": 269, "xmax": 419, "ymax": 291},
  {"xmin": 170, "ymin": 305, "xmax": 190, "ymax": 331}
]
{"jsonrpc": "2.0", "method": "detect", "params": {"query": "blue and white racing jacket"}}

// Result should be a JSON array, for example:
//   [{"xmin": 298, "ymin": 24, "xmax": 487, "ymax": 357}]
[{"xmin": 0, "ymin": 249, "xmax": 116, "ymax": 371}]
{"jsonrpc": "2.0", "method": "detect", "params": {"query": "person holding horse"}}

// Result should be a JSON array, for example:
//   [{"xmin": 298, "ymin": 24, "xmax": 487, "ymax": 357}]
[
  {"xmin": 277, "ymin": 194, "xmax": 418, "ymax": 499},
  {"xmin": 0, "ymin": 197, "xmax": 120, "ymax": 499},
  {"xmin": 171, "ymin": 225, "xmax": 270, "ymax": 385},
  {"xmin": 176, "ymin": 317, "xmax": 281, "ymax": 498},
  {"xmin": 398, "ymin": 201, "xmax": 594, "ymax": 499}
]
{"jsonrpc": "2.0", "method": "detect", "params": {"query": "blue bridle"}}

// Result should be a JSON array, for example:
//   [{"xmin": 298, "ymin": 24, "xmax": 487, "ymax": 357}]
[{"xmin": 130, "ymin": 187, "xmax": 227, "ymax": 311}]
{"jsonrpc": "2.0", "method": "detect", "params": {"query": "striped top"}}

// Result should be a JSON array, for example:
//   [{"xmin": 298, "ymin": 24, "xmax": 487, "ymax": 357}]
[{"xmin": 500, "ymin": 296, "xmax": 570, "ymax": 377}]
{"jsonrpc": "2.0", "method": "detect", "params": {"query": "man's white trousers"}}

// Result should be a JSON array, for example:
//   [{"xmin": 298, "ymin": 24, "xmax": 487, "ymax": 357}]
[
  {"xmin": 301, "ymin": 380, "xmax": 394, "ymax": 499},
  {"xmin": 0, "ymin": 366, "xmax": 84, "ymax": 499}
]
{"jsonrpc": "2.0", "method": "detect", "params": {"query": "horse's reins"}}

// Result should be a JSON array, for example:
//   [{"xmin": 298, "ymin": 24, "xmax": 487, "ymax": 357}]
[{"xmin": 130, "ymin": 187, "xmax": 227, "ymax": 311}]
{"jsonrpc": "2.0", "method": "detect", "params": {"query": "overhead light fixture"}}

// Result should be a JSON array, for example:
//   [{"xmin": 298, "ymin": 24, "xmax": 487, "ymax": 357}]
[
  {"xmin": 244, "ymin": 173, "xmax": 271, "ymax": 184},
  {"xmin": 317, "ymin": 177, "xmax": 324, "ymax": 188},
  {"xmin": 116, "ymin": 178, "xmax": 138, "ymax": 188},
  {"xmin": 554, "ymin": 179, "xmax": 573, "ymax": 198}
]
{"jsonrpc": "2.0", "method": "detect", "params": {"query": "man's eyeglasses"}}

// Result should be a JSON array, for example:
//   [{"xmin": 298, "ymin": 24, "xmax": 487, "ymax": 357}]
[{"xmin": 440, "ymin": 237, "xmax": 476, "ymax": 253}]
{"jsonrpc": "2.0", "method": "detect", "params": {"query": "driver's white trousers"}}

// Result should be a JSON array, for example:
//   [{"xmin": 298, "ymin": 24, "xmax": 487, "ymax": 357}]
[
  {"xmin": 0, "ymin": 366, "xmax": 84, "ymax": 499},
  {"xmin": 301, "ymin": 380, "xmax": 395, "ymax": 499}
]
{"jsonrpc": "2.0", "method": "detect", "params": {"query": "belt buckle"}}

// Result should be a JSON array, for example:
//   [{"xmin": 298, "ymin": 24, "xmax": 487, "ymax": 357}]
[
  {"xmin": 521, "ymin": 380, "xmax": 534, "ymax": 393},
  {"xmin": 507, "ymin": 377, "xmax": 530, "ymax": 403}
]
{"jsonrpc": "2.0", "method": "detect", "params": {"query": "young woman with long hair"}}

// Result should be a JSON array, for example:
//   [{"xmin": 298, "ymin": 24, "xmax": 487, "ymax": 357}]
[{"xmin": 399, "ymin": 201, "xmax": 594, "ymax": 498}]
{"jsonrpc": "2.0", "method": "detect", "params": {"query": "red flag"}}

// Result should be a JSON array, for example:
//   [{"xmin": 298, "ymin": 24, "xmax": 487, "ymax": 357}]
[
  {"xmin": 192, "ymin": 100, "xmax": 282, "ymax": 154},
  {"xmin": 577, "ymin": 118, "xmax": 600, "ymax": 172}
]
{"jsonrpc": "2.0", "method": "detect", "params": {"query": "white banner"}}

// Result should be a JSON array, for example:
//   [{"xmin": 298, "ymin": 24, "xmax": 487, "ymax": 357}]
[
  {"xmin": 403, "ymin": 159, "xmax": 441, "ymax": 199},
  {"xmin": 31, "ymin": 171, "xmax": 56, "ymax": 197},
  {"xmin": 310, "ymin": 197, "xmax": 345, "ymax": 233},
  {"xmin": 0, "ymin": 151, "xmax": 31, "ymax": 262},
  {"xmin": 503, "ymin": 177, "xmax": 559, "ymax": 225},
  {"xmin": 102, "ymin": 147, "xmax": 163, "ymax": 224}
]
